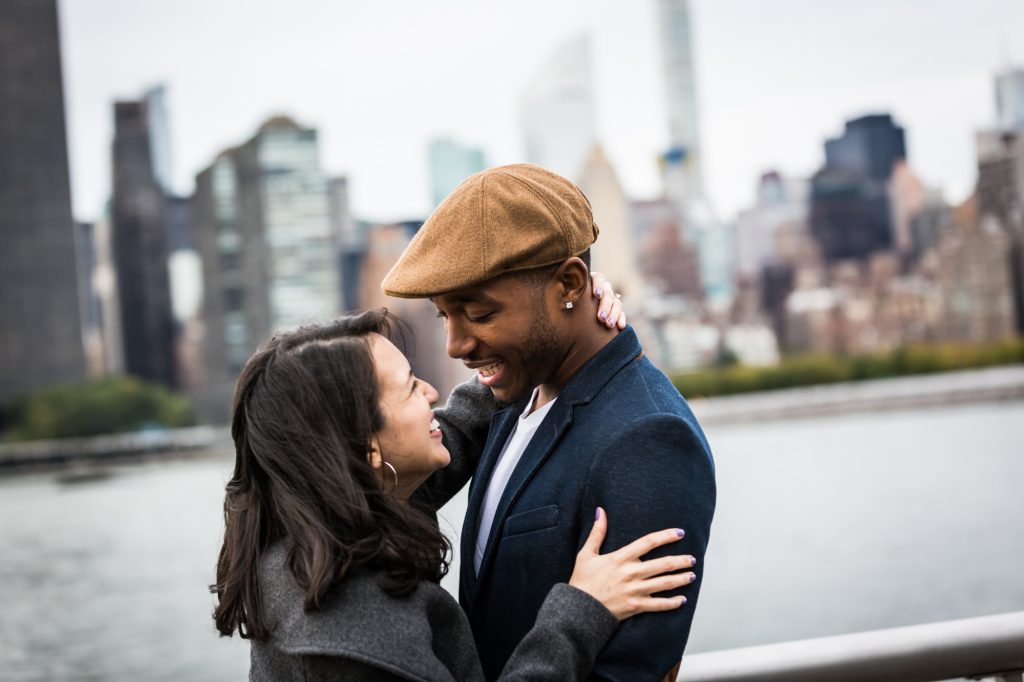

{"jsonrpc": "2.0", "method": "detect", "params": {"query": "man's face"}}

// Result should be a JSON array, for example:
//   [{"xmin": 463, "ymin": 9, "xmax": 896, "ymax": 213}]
[{"xmin": 432, "ymin": 273, "xmax": 563, "ymax": 403}]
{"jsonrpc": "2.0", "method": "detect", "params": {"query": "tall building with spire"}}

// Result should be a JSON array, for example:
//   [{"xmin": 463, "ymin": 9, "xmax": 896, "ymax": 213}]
[
  {"xmin": 520, "ymin": 34, "xmax": 597, "ymax": 182},
  {"xmin": 655, "ymin": 0, "xmax": 732, "ymax": 302},
  {"xmin": 657, "ymin": 0, "xmax": 703, "ymax": 202},
  {"xmin": 0, "ymin": 0, "xmax": 86, "ymax": 400}
]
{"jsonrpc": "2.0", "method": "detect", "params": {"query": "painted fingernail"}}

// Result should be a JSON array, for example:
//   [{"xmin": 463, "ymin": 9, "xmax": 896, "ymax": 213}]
[
  {"xmin": 680, "ymin": 596, "xmax": 688, "ymax": 604},
  {"xmin": 689, "ymin": 573, "xmax": 697, "ymax": 583},
  {"xmin": 676, "ymin": 529, "xmax": 685, "ymax": 538},
  {"xmin": 599, "ymin": 310, "xmax": 608, "ymax": 320},
  {"xmin": 689, "ymin": 556, "xmax": 698, "ymax": 566},
  {"xmin": 595, "ymin": 507, "xmax": 602, "ymax": 521},
  {"xmin": 608, "ymin": 315, "xmax": 617, "ymax": 326},
  {"xmin": 595, "ymin": 288, "xmax": 603, "ymax": 298}
]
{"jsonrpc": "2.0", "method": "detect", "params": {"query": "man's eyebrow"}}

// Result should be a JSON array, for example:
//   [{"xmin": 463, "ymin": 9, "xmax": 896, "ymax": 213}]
[{"xmin": 436, "ymin": 290, "xmax": 499, "ymax": 305}]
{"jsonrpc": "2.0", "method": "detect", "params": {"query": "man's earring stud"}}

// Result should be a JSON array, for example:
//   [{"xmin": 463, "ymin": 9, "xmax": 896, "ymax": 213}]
[{"xmin": 565, "ymin": 301, "xmax": 574, "ymax": 310}]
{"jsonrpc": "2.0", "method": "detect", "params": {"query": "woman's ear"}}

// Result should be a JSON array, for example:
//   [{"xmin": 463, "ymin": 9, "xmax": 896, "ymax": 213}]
[{"xmin": 367, "ymin": 436, "xmax": 382, "ymax": 470}]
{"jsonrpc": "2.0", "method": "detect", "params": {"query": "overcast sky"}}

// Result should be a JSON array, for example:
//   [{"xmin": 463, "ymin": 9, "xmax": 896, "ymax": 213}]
[{"xmin": 59, "ymin": 0, "xmax": 1022, "ymax": 225}]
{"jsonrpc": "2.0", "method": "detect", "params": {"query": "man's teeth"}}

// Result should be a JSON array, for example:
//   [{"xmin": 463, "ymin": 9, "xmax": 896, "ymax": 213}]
[
  {"xmin": 478, "ymin": 362, "xmax": 502, "ymax": 377},
  {"xmin": 429, "ymin": 418, "xmax": 440, "ymax": 433}
]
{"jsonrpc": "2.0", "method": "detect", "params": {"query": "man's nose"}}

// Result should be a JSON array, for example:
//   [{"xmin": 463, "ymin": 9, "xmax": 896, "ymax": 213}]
[{"xmin": 445, "ymin": 321, "xmax": 476, "ymax": 359}]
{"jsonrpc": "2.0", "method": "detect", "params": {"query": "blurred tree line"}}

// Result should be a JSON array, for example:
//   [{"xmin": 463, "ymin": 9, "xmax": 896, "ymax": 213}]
[
  {"xmin": 674, "ymin": 337, "xmax": 1024, "ymax": 399},
  {"xmin": 1, "ymin": 377, "xmax": 195, "ymax": 442}
]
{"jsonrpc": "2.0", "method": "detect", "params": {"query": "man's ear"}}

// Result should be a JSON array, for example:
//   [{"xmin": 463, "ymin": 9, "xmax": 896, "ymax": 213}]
[
  {"xmin": 367, "ymin": 436, "xmax": 383, "ymax": 470},
  {"xmin": 555, "ymin": 256, "xmax": 590, "ymax": 306}
]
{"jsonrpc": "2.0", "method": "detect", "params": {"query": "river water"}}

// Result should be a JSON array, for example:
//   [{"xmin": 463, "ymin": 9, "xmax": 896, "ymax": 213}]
[{"xmin": 1, "ymin": 399, "xmax": 1022, "ymax": 681}]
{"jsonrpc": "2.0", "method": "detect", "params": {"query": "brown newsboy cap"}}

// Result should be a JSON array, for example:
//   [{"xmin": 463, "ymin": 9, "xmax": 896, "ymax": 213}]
[{"xmin": 381, "ymin": 163, "xmax": 599, "ymax": 298}]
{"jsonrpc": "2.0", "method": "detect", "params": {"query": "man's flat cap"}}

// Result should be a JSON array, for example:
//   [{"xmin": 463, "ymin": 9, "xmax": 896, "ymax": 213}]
[{"xmin": 381, "ymin": 163, "xmax": 599, "ymax": 298}]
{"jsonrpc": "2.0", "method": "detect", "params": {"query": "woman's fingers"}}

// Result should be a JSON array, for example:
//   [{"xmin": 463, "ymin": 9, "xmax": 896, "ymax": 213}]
[
  {"xmin": 635, "ymin": 554, "xmax": 697, "ymax": 579},
  {"xmin": 614, "ymin": 527, "xmax": 685, "ymax": 561},
  {"xmin": 638, "ymin": 571, "xmax": 697, "ymax": 595},
  {"xmin": 627, "ymin": 595, "xmax": 687, "ymax": 615},
  {"xmin": 580, "ymin": 507, "xmax": 608, "ymax": 556},
  {"xmin": 606, "ymin": 297, "xmax": 623, "ymax": 328},
  {"xmin": 591, "ymin": 273, "xmax": 619, "ymax": 325}
]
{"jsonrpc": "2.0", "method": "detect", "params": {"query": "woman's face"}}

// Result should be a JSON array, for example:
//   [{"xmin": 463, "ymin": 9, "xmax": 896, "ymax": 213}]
[{"xmin": 369, "ymin": 333, "xmax": 449, "ymax": 496}]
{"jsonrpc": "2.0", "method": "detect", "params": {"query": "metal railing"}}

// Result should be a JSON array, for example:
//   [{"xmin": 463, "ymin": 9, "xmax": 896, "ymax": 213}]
[{"xmin": 678, "ymin": 610, "xmax": 1024, "ymax": 682}]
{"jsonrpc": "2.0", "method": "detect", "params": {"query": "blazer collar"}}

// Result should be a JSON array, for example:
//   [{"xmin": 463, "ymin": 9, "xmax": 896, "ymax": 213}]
[
  {"xmin": 558, "ymin": 326, "xmax": 642, "ymax": 406},
  {"xmin": 462, "ymin": 327, "xmax": 642, "ymax": 607}
]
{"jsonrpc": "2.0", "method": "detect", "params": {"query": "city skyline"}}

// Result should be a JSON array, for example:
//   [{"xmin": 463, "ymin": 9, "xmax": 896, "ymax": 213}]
[{"xmin": 60, "ymin": 0, "xmax": 1022, "ymax": 225}]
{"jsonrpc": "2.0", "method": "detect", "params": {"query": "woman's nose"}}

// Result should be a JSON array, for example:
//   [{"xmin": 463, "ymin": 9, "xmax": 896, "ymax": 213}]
[{"xmin": 422, "ymin": 380, "xmax": 439, "ymax": 404}]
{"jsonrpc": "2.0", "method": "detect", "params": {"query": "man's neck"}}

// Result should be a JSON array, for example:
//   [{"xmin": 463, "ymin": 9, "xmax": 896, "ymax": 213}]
[{"xmin": 533, "ymin": 321, "xmax": 618, "ymax": 411}]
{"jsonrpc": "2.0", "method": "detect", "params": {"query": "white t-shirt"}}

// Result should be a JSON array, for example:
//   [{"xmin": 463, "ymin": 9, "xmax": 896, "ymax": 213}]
[{"xmin": 474, "ymin": 387, "xmax": 556, "ymax": 574}]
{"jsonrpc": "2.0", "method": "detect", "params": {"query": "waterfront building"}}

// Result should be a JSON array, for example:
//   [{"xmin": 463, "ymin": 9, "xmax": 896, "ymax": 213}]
[
  {"xmin": 428, "ymin": 138, "xmax": 486, "ymax": 209},
  {"xmin": 0, "ymin": 0, "xmax": 87, "ymax": 401},
  {"xmin": 995, "ymin": 67, "xmax": 1024, "ymax": 132},
  {"xmin": 328, "ymin": 176, "xmax": 362, "ymax": 312},
  {"xmin": 111, "ymin": 98, "xmax": 178, "ymax": 388},
  {"xmin": 887, "ymin": 161, "xmax": 927, "ymax": 259},
  {"xmin": 975, "ymin": 128, "xmax": 1024, "ymax": 333},
  {"xmin": 734, "ymin": 171, "xmax": 811, "ymax": 280},
  {"xmin": 909, "ymin": 192, "xmax": 954, "ymax": 263},
  {"xmin": 810, "ymin": 114, "xmax": 906, "ymax": 264},
  {"xmin": 935, "ymin": 198, "xmax": 1017, "ymax": 343},
  {"xmin": 631, "ymin": 198, "xmax": 703, "ymax": 300},
  {"xmin": 576, "ymin": 146, "xmax": 644, "ymax": 298},
  {"xmin": 89, "ymin": 210, "xmax": 126, "ymax": 377},
  {"xmin": 74, "ymin": 222, "xmax": 105, "ymax": 378},
  {"xmin": 193, "ymin": 117, "xmax": 341, "ymax": 421},
  {"xmin": 520, "ymin": 34, "xmax": 597, "ymax": 182}
]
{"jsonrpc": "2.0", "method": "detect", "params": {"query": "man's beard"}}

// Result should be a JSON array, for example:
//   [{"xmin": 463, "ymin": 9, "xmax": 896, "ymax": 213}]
[{"xmin": 514, "ymin": 307, "xmax": 561, "ymax": 401}]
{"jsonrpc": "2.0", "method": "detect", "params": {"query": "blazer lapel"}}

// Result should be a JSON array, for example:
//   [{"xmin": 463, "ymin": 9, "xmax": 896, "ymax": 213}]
[
  {"xmin": 460, "ymin": 406, "xmax": 520, "ymax": 609},
  {"xmin": 474, "ymin": 399, "xmax": 573, "ymax": 585}
]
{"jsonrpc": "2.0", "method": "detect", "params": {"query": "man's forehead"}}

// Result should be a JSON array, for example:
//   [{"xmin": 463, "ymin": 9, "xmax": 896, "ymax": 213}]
[{"xmin": 430, "ymin": 280, "xmax": 509, "ymax": 306}]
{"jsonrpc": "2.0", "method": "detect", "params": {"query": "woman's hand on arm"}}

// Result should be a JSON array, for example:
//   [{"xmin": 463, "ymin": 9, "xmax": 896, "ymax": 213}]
[
  {"xmin": 569, "ymin": 507, "xmax": 696, "ymax": 621},
  {"xmin": 590, "ymin": 272, "xmax": 627, "ymax": 330}
]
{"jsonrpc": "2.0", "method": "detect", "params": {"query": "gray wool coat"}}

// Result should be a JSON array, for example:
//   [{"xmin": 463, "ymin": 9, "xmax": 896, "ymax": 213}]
[
  {"xmin": 249, "ymin": 380, "xmax": 618, "ymax": 681},
  {"xmin": 250, "ymin": 543, "xmax": 617, "ymax": 681}
]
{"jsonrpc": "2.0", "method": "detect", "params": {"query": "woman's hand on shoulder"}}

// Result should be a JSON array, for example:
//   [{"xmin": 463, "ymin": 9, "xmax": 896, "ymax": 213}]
[
  {"xmin": 569, "ymin": 507, "xmax": 696, "ymax": 621},
  {"xmin": 590, "ymin": 272, "xmax": 627, "ymax": 330}
]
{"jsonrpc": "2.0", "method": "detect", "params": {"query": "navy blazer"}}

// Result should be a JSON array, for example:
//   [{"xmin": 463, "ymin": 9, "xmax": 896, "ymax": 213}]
[{"xmin": 459, "ymin": 327, "xmax": 716, "ymax": 682}]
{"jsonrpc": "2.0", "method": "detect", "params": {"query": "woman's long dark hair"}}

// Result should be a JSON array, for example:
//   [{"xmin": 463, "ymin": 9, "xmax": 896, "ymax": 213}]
[{"xmin": 211, "ymin": 308, "xmax": 450, "ymax": 640}]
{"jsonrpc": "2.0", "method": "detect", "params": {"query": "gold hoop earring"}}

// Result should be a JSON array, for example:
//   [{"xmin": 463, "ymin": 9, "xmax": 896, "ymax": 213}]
[{"xmin": 382, "ymin": 461, "xmax": 399, "ymax": 492}]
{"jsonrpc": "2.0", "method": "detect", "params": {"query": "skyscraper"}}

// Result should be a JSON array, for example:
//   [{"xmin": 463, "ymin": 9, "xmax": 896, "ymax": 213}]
[
  {"xmin": 810, "ymin": 114, "xmax": 907, "ymax": 263},
  {"xmin": 655, "ymin": 0, "xmax": 732, "ymax": 302},
  {"xmin": 520, "ymin": 34, "xmax": 597, "ymax": 182},
  {"xmin": 194, "ymin": 117, "xmax": 340, "ymax": 420},
  {"xmin": 0, "ymin": 0, "xmax": 86, "ymax": 401},
  {"xmin": 657, "ymin": 0, "xmax": 703, "ymax": 202},
  {"xmin": 824, "ymin": 114, "xmax": 907, "ymax": 183},
  {"xmin": 428, "ymin": 138, "xmax": 486, "ymax": 208},
  {"xmin": 996, "ymin": 67, "xmax": 1024, "ymax": 132},
  {"xmin": 111, "ymin": 98, "xmax": 178, "ymax": 387}
]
